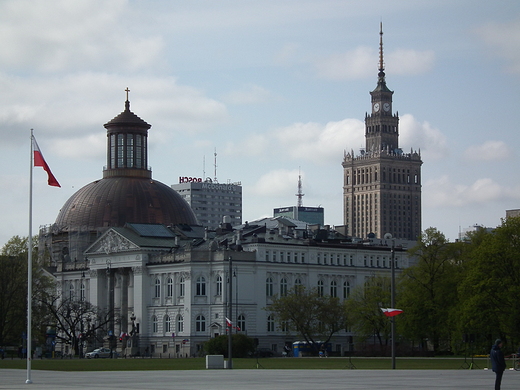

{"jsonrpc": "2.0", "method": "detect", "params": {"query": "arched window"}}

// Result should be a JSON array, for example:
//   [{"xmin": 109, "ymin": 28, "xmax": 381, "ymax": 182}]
[
  {"xmin": 152, "ymin": 315, "xmax": 158, "ymax": 333},
  {"xmin": 69, "ymin": 284, "xmax": 75, "ymax": 300},
  {"xmin": 317, "ymin": 280, "xmax": 324, "ymax": 297},
  {"xmin": 267, "ymin": 315, "xmax": 275, "ymax": 332},
  {"xmin": 179, "ymin": 276, "xmax": 185, "ymax": 297},
  {"xmin": 167, "ymin": 277, "xmax": 173, "ymax": 297},
  {"xmin": 196, "ymin": 315, "xmax": 206, "ymax": 332},
  {"xmin": 237, "ymin": 314, "xmax": 246, "ymax": 331},
  {"xmin": 177, "ymin": 315, "xmax": 184, "ymax": 333},
  {"xmin": 280, "ymin": 278, "xmax": 288, "ymax": 297},
  {"xmin": 216, "ymin": 275, "xmax": 222, "ymax": 296},
  {"xmin": 196, "ymin": 276, "xmax": 206, "ymax": 296},
  {"xmin": 266, "ymin": 277, "xmax": 273, "ymax": 297},
  {"xmin": 343, "ymin": 281, "xmax": 351, "ymax": 299},
  {"xmin": 164, "ymin": 315, "xmax": 171, "ymax": 333},
  {"xmin": 330, "ymin": 280, "xmax": 337, "ymax": 298},
  {"xmin": 294, "ymin": 278, "xmax": 303, "ymax": 295},
  {"xmin": 154, "ymin": 278, "xmax": 161, "ymax": 298}
]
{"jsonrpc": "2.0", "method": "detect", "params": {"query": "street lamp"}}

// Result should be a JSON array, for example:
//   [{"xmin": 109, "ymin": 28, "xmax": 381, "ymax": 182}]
[
  {"xmin": 86, "ymin": 315, "xmax": 91, "ymax": 353},
  {"xmin": 106, "ymin": 259, "xmax": 115, "ymax": 357},
  {"xmin": 227, "ymin": 256, "xmax": 233, "ymax": 368}
]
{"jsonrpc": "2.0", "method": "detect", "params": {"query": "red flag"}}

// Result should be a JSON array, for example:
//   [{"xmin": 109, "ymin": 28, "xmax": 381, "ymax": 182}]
[
  {"xmin": 381, "ymin": 308, "xmax": 403, "ymax": 317},
  {"xmin": 32, "ymin": 136, "xmax": 60, "ymax": 187},
  {"xmin": 226, "ymin": 317, "xmax": 232, "ymax": 327}
]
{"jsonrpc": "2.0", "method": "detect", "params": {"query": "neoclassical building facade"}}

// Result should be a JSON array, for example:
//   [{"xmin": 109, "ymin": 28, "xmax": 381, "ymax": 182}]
[{"xmin": 57, "ymin": 218, "xmax": 415, "ymax": 357}]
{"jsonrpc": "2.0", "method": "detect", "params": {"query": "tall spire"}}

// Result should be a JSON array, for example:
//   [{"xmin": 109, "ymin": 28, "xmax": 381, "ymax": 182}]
[
  {"xmin": 378, "ymin": 22, "xmax": 385, "ymax": 79},
  {"xmin": 296, "ymin": 168, "xmax": 304, "ymax": 207}
]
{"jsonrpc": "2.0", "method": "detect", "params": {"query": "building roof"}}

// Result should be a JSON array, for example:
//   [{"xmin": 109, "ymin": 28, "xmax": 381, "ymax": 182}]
[{"xmin": 55, "ymin": 177, "xmax": 198, "ymax": 232}]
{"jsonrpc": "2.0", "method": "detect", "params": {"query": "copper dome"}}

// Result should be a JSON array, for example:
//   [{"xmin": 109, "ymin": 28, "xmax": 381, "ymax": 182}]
[{"xmin": 55, "ymin": 176, "xmax": 198, "ymax": 231}]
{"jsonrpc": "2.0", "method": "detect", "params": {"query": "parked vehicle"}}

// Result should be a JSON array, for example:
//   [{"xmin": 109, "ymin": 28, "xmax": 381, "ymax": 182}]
[{"xmin": 85, "ymin": 347, "xmax": 112, "ymax": 359}]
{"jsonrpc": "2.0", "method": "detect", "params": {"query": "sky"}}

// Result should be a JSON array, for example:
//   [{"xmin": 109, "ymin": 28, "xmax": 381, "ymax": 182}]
[{"xmin": 1, "ymin": 0, "xmax": 519, "ymax": 247}]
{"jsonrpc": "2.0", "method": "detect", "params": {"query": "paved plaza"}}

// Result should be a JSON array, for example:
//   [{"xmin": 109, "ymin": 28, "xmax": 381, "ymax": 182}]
[{"xmin": 0, "ymin": 368, "xmax": 518, "ymax": 389}]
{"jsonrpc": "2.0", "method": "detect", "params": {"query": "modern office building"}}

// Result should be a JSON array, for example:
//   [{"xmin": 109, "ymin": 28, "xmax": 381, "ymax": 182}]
[
  {"xmin": 342, "ymin": 25, "xmax": 422, "ymax": 240},
  {"xmin": 172, "ymin": 179, "xmax": 242, "ymax": 230},
  {"xmin": 273, "ymin": 206, "xmax": 324, "ymax": 226}
]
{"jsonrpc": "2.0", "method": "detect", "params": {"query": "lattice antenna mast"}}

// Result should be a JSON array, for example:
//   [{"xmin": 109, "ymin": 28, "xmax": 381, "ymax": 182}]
[
  {"xmin": 214, "ymin": 148, "xmax": 218, "ymax": 183},
  {"xmin": 296, "ymin": 168, "xmax": 305, "ymax": 207}
]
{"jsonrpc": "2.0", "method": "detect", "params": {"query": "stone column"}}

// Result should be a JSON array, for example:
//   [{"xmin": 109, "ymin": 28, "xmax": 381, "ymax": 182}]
[{"xmin": 132, "ymin": 266, "xmax": 147, "ymax": 355}]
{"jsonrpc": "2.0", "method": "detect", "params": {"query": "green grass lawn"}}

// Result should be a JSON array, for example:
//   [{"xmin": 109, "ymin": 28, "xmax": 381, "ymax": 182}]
[{"xmin": 0, "ymin": 356, "xmax": 491, "ymax": 371}]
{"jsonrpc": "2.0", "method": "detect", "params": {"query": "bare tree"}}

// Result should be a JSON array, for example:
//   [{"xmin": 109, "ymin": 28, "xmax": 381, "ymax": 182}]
[{"xmin": 39, "ymin": 295, "xmax": 113, "ymax": 357}]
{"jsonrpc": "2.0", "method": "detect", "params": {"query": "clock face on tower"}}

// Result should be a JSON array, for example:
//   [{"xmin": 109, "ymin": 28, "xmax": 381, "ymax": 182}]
[
  {"xmin": 373, "ymin": 103, "xmax": 380, "ymax": 112},
  {"xmin": 383, "ymin": 102, "xmax": 391, "ymax": 112}
]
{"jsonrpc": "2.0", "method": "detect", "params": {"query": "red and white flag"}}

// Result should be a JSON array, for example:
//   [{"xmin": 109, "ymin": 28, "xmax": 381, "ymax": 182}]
[
  {"xmin": 225, "ymin": 317, "xmax": 241, "ymax": 331},
  {"xmin": 32, "ymin": 136, "xmax": 60, "ymax": 187},
  {"xmin": 381, "ymin": 308, "xmax": 403, "ymax": 317}
]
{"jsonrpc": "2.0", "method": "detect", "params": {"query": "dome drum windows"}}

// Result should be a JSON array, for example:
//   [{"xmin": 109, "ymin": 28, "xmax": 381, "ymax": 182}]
[{"xmin": 108, "ymin": 133, "xmax": 147, "ymax": 170}]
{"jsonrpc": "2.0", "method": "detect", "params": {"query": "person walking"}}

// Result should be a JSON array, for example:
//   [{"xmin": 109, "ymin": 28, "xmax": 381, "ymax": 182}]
[{"xmin": 490, "ymin": 339, "xmax": 506, "ymax": 390}]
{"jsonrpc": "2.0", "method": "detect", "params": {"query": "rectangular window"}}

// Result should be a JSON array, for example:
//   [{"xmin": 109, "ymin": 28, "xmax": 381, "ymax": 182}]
[
  {"xmin": 126, "ymin": 134, "xmax": 134, "ymax": 167},
  {"xmin": 117, "ymin": 134, "xmax": 124, "ymax": 168}
]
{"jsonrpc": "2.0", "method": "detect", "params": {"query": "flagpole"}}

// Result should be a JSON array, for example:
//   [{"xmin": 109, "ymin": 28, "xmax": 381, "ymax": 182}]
[
  {"xmin": 391, "ymin": 242, "xmax": 395, "ymax": 370},
  {"xmin": 26, "ymin": 130, "xmax": 34, "ymax": 384}
]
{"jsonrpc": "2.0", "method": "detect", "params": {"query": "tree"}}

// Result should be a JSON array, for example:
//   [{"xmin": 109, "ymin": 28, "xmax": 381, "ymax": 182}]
[
  {"xmin": 0, "ymin": 235, "xmax": 54, "ymax": 347},
  {"xmin": 345, "ymin": 274, "xmax": 392, "ymax": 351},
  {"xmin": 0, "ymin": 253, "xmax": 26, "ymax": 346},
  {"xmin": 397, "ymin": 228, "xmax": 462, "ymax": 353},
  {"xmin": 38, "ymin": 294, "xmax": 113, "ymax": 356},
  {"xmin": 457, "ymin": 217, "xmax": 520, "ymax": 351},
  {"xmin": 267, "ymin": 286, "xmax": 346, "ymax": 355}
]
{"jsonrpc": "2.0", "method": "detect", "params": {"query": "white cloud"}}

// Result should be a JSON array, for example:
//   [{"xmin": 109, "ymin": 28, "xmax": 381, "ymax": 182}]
[
  {"xmin": 275, "ymin": 119, "xmax": 365, "ymax": 164},
  {"xmin": 475, "ymin": 17, "xmax": 520, "ymax": 74},
  {"xmin": 463, "ymin": 140, "xmax": 512, "ymax": 161},
  {"xmin": 314, "ymin": 47, "xmax": 435, "ymax": 80},
  {"xmin": 224, "ymin": 118, "xmax": 364, "ymax": 164},
  {"xmin": 221, "ymin": 84, "xmax": 273, "ymax": 105},
  {"xmin": 424, "ymin": 175, "xmax": 520, "ymax": 208},
  {"xmin": 0, "ymin": 72, "xmax": 229, "ymax": 156},
  {"xmin": 399, "ymin": 114, "xmax": 448, "ymax": 160},
  {"xmin": 250, "ymin": 169, "xmax": 301, "ymax": 198},
  {"xmin": 53, "ymin": 133, "xmax": 106, "ymax": 160},
  {"xmin": 0, "ymin": 0, "xmax": 165, "ymax": 73}
]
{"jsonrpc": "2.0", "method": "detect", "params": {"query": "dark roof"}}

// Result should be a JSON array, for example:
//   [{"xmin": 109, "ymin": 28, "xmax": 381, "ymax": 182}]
[
  {"xmin": 104, "ymin": 101, "xmax": 150, "ymax": 129},
  {"xmin": 127, "ymin": 223, "xmax": 175, "ymax": 238},
  {"xmin": 107, "ymin": 226, "xmax": 177, "ymax": 249},
  {"xmin": 55, "ymin": 176, "xmax": 198, "ymax": 231}
]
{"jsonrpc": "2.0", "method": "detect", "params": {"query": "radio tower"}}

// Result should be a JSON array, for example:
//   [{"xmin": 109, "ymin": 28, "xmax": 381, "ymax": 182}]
[
  {"xmin": 296, "ymin": 168, "xmax": 304, "ymax": 207},
  {"xmin": 214, "ymin": 148, "xmax": 218, "ymax": 183}
]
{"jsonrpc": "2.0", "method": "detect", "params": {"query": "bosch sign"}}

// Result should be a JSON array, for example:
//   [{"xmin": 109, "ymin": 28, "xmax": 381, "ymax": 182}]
[{"xmin": 179, "ymin": 177, "xmax": 202, "ymax": 183}]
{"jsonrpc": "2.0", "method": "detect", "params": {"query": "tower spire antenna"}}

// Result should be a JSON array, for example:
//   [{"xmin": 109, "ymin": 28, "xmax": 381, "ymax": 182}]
[
  {"xmin": 379, "ymin": 22, "xmax": 385, "ymax": 74},
  {"xmin": 214, "ymin": 148, "xmax": 218, "ymax": 183},
  {"xmin": 296, "ymin": 167, "xmax": 305, "ymax": 208}
]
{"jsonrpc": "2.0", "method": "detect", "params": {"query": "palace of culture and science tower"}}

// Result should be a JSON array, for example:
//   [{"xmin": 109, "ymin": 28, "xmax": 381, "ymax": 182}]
[{"xmin": 342, "ymin": 25, "xmax": 422, "ymax": 241}]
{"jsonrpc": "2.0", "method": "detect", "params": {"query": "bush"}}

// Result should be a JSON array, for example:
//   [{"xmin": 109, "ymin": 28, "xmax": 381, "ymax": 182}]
[{"xmin": 204, "ymin": 334, "xmax": 255, "ymax": 358}]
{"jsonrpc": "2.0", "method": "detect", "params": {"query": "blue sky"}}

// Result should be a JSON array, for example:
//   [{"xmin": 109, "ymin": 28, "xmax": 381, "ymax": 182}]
[{"xmin": 1, "ymin": 0, "xmax": 519, "ymax": 246}]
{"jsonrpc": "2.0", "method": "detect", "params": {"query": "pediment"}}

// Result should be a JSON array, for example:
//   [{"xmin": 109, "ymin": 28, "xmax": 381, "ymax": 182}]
[{"xmin": 87, "ymin": 230, "xmax": 139, "ymax": 254}]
